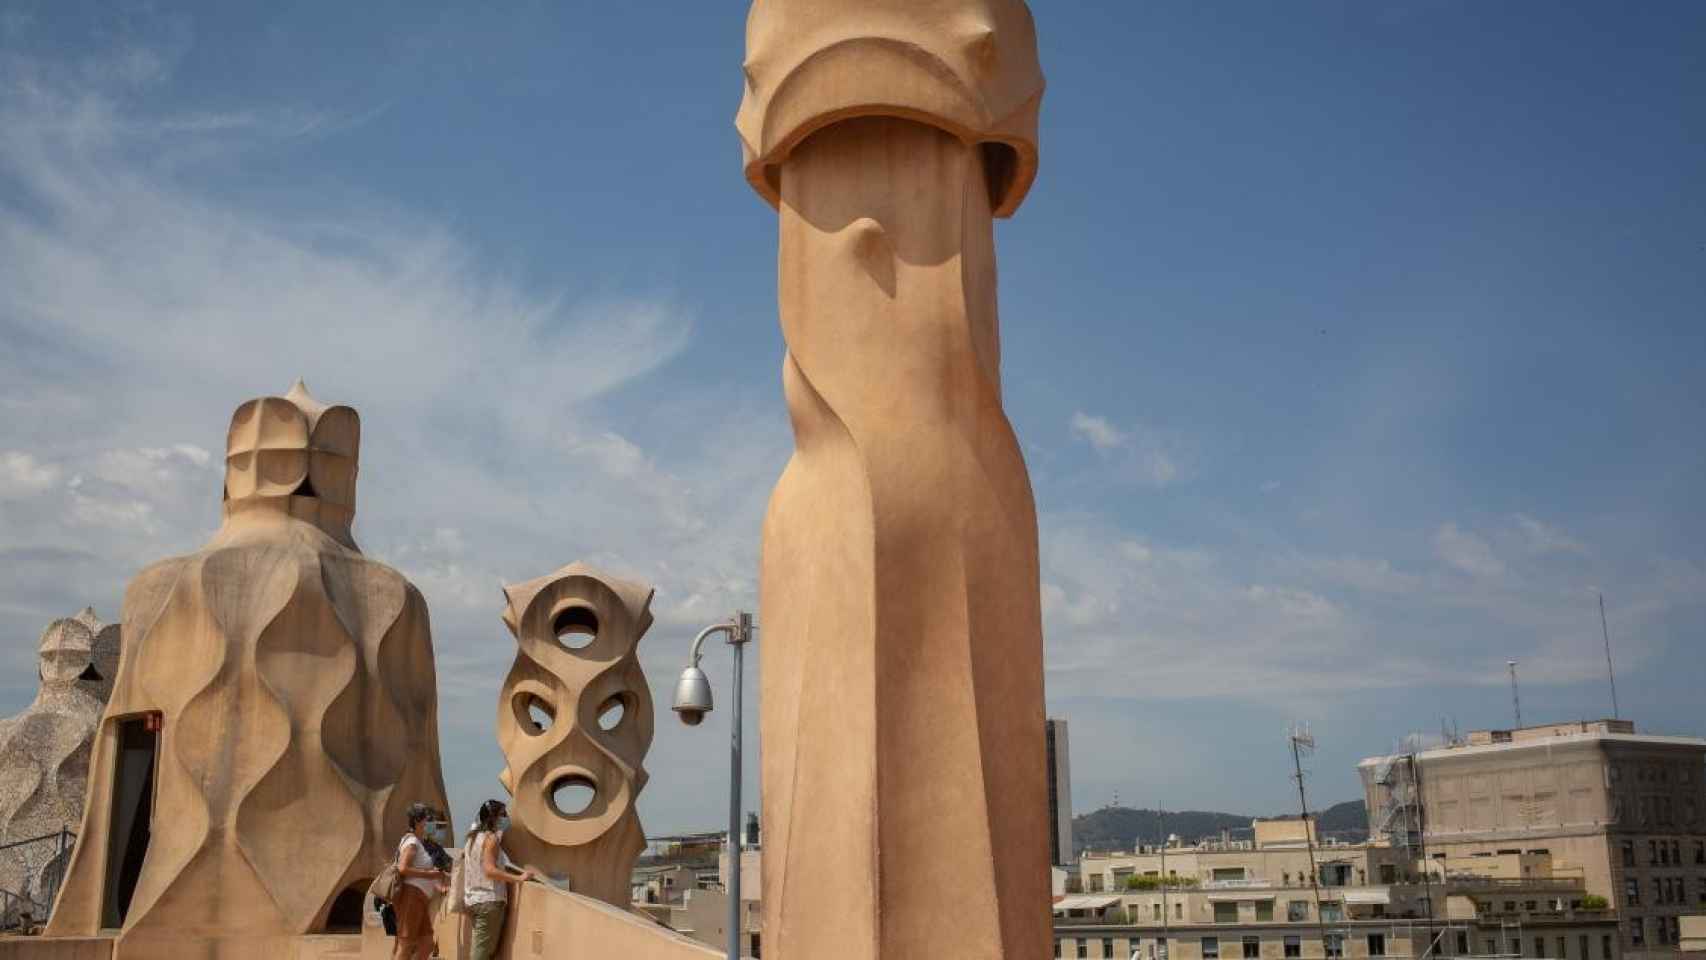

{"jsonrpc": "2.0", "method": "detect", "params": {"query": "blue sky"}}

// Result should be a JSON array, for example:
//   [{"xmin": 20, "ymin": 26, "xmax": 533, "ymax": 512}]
[{"xmin": 1, "ymin": 1, "xmax": 1702, "ymax": 837}]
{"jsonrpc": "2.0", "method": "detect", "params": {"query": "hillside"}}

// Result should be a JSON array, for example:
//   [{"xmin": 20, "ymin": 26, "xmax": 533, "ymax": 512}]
[{"xmin": 1072, "ymin": 800, "xmax": 1368, "ymax": 856}]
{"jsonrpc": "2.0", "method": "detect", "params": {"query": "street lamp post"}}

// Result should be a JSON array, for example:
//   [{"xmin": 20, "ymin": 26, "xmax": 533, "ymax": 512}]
[{"xmin": 673, "ymin": 611, "xmax": 754, "ymax": 960}]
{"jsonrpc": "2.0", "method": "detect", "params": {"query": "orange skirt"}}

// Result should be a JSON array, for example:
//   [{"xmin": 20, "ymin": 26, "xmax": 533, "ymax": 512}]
[{"xmin": 393, "ymin": 884, "xmax": 435, "ymax": 940}]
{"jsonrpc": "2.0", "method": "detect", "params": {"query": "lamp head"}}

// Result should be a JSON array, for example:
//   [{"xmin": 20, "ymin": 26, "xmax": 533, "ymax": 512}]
[{"xmin": 673, "ymin": 665, "xmax": 713, "ymax": 726}]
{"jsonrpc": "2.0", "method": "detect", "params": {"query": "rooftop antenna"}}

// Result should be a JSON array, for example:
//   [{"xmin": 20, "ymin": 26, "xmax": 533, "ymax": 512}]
[
  {"xmin": 1158, "ymin": 802, "xmax": 1171, "ymax": 959},
  {"xmin": 1507, "ymin": 660, "xmax": 1522, "ymax": 729},
  {"xmin": 1599, "ymin": 593, "xmax": 1621, "ymax": 720},
  {"xmin": 1288, "ymin": 723, "xmax": 1331, "ymax": 954}
]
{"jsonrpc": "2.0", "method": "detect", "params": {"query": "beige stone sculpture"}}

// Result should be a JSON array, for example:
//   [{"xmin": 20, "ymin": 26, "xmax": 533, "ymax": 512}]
[
  {"xmin": 496, "ymin": 562, "xmax": 654, "ymax": 908},
  {"xmin": 46, "ymin": 381, "xmax": 450, "ymax": 959},
  {"xmin": 0, "ymin": 609, "xmax": 120, "ymax": 927},
  {"xmin": 738, "ymin": 2, "xmax": 1053, "ymax": 957}
]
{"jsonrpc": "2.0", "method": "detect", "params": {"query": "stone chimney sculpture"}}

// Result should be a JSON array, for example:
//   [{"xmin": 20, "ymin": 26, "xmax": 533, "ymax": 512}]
[
  {"xmin": 495, "ymin": 563, "xmax": 655, "ymax": 908},
  {"xmin": 736, "ymin": 1, "xmax": 1052, "ymax": 958},
  {"xmin": 0, "ymin": 608, "xmax": 121, "ymax": 927},
  {"xmin": 47, "ymin": 381, "xmax": 450, "ymax": 958}
]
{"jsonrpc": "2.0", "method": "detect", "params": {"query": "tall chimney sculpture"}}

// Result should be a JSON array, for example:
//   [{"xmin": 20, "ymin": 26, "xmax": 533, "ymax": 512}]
[
  {"xmin": 47, "ymin": 382, "xmax": 450, "ymax": 959},
  {"xmin": 736, "ymin": 2, "xmax": 1051, "ymax": 958}
]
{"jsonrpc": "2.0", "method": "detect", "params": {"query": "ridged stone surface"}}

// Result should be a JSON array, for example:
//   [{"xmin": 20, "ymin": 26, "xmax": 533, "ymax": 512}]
[{"xmin": 46, "ymin": 384, "xmax": 449, "ymax": 954}]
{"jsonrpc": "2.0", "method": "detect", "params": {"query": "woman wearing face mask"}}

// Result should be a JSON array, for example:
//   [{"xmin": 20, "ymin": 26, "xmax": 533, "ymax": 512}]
[
  {"xmin": 464, "ymin": 799, "xmax": 537, "ymax": 960},
  {"xmin": 393, "ymin": 802, "xmax": 450, "ymax": 960}
]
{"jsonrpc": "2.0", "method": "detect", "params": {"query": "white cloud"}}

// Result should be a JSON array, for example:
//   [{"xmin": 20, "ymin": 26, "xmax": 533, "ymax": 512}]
[
  {"xmin": 1068, "ymin": 411, "xmax": 1184, "ymax": 488},
  {"xmin": 0, "ymin": 451, "xmax": 60, "ymax": 497},
  {"xmin": 1246, "ymin": 584, "xmax": 1337, "ymax": 620},
  {"xmin": 1434, "ymin": 522, "xmax": 1505, "ymax": 579},
  {"xmin": 1070, "ymin": 411, "xmax": 1127, "ymax": 451},
  {"xmin": 1513, "ymin": 513, "xmax": 1588, "ymax": 555}
]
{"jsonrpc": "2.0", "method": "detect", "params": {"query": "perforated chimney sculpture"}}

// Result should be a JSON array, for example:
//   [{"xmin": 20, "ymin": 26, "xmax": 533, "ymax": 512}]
[
  {"xmin": 496, "ymin": 563, "xmax": 655, "ymax": 908},
  {"xmin": 737, "ymin": 1, "xmax": 1053, "ymax": 957},
  {"xmin": 47, "ymin": 381, "xmax": 450, "ymax": 959}
]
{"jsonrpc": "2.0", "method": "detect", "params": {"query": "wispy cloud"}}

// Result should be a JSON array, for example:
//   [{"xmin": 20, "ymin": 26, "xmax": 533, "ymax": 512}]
[
  {"xmin": 0, "ymin": 37, "xmax": 787, "ymax": 832},
  {"xmin": 1068, "ymin": 411, "xmax": 1183, "ymax": 488},
  {"xmin": 1513, "ymin": 513, "xmax": 1589, "ymax": 556},
  {"xmin": 1070, "ymin": 412, "xmax": 1127, "ymax": 451},
  {"xmin": 1035, "ymin": 505, "xmax": 1698, "ymax": 705},
  {"xmin": 1434, "ymin": 522, "xmax": 1505, "ymax": 579}
]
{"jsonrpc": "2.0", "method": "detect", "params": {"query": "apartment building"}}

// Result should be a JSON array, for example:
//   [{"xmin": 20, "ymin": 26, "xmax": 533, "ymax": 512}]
[
  {"xmin": 1361, "ymin": 720, "xmax": 1706, "ymax": 958},
  {"xmin": 1058, "ymin": 845, "xmax": 1618, "ymax": 960},
  {"xmin": 1080, "ymin": 819, "xmax": 1407, "ymax": 895}
]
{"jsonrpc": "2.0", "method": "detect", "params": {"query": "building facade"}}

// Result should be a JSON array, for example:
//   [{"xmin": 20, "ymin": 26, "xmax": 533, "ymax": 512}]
[
  {"xmin": 1061, "ymin": 842, "xmax": 1618, "ymax": 960},
  {"xmin": 1050, "ymin": 719, "xmax": 1076, "ymax": 867},
  {"xmin": 1361, "ymin": 721, "xmax": 1706, "ymax": 959}
]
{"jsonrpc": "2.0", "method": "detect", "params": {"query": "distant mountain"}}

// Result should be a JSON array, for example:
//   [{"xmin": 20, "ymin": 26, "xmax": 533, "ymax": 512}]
[
  {"xmin": 1314, "ymin": 800, "xmax": 1371, "ymax": 836},
  {"xmin": 1072, "ymin": 800, "xmax": 1368, "ymax": 856}
]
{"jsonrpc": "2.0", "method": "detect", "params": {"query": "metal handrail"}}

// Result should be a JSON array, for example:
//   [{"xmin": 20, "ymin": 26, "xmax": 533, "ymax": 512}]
[
  {"xmin": 0, "ymin": 825, "xmax": 77, "ymax": 926},
  {"xmin": 0, "ymin": 828, "xmax": 76, "ymax": 853}
]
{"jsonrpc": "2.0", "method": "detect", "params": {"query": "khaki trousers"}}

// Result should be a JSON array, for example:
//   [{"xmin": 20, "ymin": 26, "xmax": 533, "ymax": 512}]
[{"xmin": 468, "ymin": 901, "xmax": 507, "ymax": 960}]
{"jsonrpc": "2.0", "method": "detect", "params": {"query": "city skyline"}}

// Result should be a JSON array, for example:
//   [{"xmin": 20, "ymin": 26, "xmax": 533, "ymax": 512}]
[{"xmin": 0, "ymin": 1, "xmax": 1702, "ymax": 835}]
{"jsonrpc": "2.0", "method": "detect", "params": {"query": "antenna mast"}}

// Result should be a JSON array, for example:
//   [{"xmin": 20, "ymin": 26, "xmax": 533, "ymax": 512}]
[
  {"xmin": 1158, "ymin": 803, "xmax": 1172, "ymax": 960},
  {"xmin": 1289, "ymin": 724, "xmax": 1331, "ymax": 955},
  {"xmin": 1599, "ymin": 593, "xmax": 1620, "ymax": 720},
  {"xmin": 1507, "ymin": 661, "xmax": 1522, "ymax": 729}
]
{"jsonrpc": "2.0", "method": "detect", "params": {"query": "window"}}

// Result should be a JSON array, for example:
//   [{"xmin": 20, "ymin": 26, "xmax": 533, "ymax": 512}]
[
  {"xmin": 1203, "ymin": 937, "xmax": 1221, "ymax": 960},
  {"xmin": 1326, "ymin": 934, "xmax": 1344, "ymax": 959},
  {"xmin": 1505, "ymin": 901, "xmax": 1518, "ymax": 913},
  {"xmin": 1055, "ymin": 939, "xmax": 1064, "ymax": 959},
  {"xmin": 1458, "ymin": 933, "xmax": 1470, "ymax": 956},
  {"xmin": 1621, "ymin": 841, "xmax": 1635, "ymax": 867},
  {"xmin": 1285, "ymin": 937, "xmax": 1301, "ymax": 959},
  {"xmin": 1319, "ymin": 903, "xmax": 1344, "ymax": 924},
  {"xmin": 1287, "ymin": 901, "xmax": 1309, "ymax": 923},
  {"xmin": 1671, "ymin": 840, "xmax": 1681, "ymax": 864},
  {"xmin": 1557, "ymin": 937, "xmax": 1566, "ymax": 960},
  {"xmin": 1535, "ymin": 938, "xmax": 1546, "ymax": 958},
  {"xmin": 1624, "ymin": 879, "xmax": 1640, "ymax": 906},
  {"xmin": 1176, "ymin": 903, "xmax": 1184, "ymax": 920},
  {"xmin": 1580, "ymin": 935, "xmax": 1589, "ymax": 960},
  {"xmin": 1486, "ymin": 941, "xmax": 1498, "ymax": 955},
  {"xmin": 1525, "ymin": 901, "xmax": 1538, "ymax": 912},
  {"xmin": 1214, "ymin": 868, "xmax": 1248, "ymax": 882},
  {"xmin": 1630, "ymin": 919, "xmax": 1644, "ymax": 947},
  {"xmin": 1155, "ymin": 904, "xmax": 1164, "ymax": 921},
  {"xmin": 1256, "ymin": 902, "xmax": 1274, "ymax": 923},
  {"xmin": 1244, "ymin": 936, "xmax": 1261, "ymax": 959},
  {"xmin": 1696, "ymin": 841, "xmax": 1705, "ymax": 865},
  {"xmin": 1368, "ymin": 935, "xmax": 1386, "ymax": 957},
  {"xmin": 1215, "ymin": 902, "xmax": 1239, "ymax": 924},
  {"xmin": 1601, "ymin": 935, "xmax": 1612, "ymax": 960},
  {"xmin": 1104, "ymin": 940, "xmax": 1116, "ymax": 960},
  {"xmin": 1650, "ymin": 840, "xmax": 1660, "ymax": 864}
]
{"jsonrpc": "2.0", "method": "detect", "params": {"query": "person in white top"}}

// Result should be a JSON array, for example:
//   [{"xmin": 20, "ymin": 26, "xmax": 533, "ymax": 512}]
[
  {"xmin": 464, "ymin": 799, "xmax": 536, "ymax": 960},
  {"xmin": 393, "ymin": 802, "xmax": 449, "ymax": 960}
]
